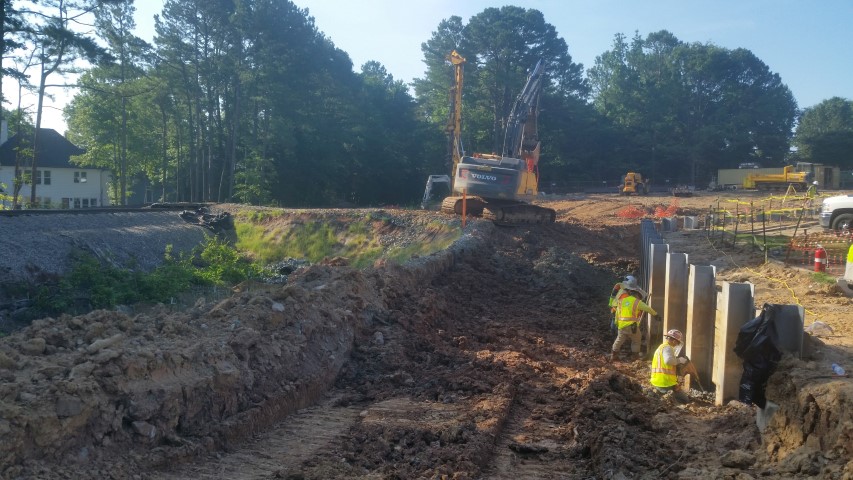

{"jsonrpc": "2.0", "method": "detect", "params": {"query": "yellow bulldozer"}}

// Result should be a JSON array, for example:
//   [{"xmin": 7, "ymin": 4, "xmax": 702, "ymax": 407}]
[{"xmin": 620, "ymin": 172, "xmax": 649, "ymax": 195}]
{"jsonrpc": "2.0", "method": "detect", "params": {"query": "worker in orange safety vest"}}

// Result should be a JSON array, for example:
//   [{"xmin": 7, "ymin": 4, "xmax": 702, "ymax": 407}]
[
  {"xmin": 610, "ymin": 284, "xmax": 657, "ymax": 362},
  {"xmin": 650, "ymin": 329, "xmax": 690, "ymax": 402}
]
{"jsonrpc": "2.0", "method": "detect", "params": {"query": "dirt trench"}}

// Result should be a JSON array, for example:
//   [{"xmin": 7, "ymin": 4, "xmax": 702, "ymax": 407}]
[{"xmin": 1, "ymin": 195, "xmax": 852, "ymax": 479}]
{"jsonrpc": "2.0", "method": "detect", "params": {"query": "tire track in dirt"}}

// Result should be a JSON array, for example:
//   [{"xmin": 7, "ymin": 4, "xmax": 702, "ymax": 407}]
[
  {"xmin": 157, "ymin": 395, "xmax": 363, "ymax": 479},
  {"xmin": 488, "ymin": 405, "xmax": 569, "ymax": 479}
]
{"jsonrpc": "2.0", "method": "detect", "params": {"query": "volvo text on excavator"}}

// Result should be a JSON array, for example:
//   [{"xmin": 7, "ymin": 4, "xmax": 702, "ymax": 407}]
[{"xmin": 421, "ymin": 51, "xmax": 556, "ymax": 225}]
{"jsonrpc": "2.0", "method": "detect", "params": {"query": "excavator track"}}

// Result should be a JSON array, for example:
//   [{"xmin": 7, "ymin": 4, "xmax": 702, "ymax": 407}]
[
  {"xmin": 441, "ymin": 197, "xmax": 555, "ymax": 225},
  {"xmin": 441, "ymin": 196, "xmax": 485, "ymax": 217},
  {"xmin": 482, "ymin": 202, "xmax": 556, "ymax": 225}
]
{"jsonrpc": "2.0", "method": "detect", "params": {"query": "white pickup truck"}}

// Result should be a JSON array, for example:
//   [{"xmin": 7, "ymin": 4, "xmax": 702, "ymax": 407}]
[{"xmin": 819, "ymin": 194, "xmax": 853, "ymax": 231}]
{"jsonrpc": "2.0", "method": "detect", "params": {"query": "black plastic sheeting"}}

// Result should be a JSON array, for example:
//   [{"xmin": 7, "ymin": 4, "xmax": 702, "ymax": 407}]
[{"xmin": 734, "ymin": 303, "xmax": 784, "ymax": 409}]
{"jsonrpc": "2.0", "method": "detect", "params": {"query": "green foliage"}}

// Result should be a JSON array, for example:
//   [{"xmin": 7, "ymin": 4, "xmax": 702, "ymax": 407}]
[
  {"xmin": 0, "ymin": 182, "xmax": 10, "ymax": 209},
  {"xmin": 51, "ymin": 2, "xmax": 818, "ymax": 202},
  {"xmin": 794, "ymin": 97, "xmax": 853, "ymax": 169},
  {"xmin": 811, "ymin": 272, "xmax": 837, "ymax": 285},
  {"xmin": 414, "ymin": 6, "xmax": 587, "ymax": 156},
  {"xmin": 734, "ymin": 233, "xmax": 789, "ymax": 250},
  {"xmin": 233, "ymin": 215, "xmax": 459, "ymax": 268},
  {"xmin": 195, "ymin": 236, "xmax": 262, "ymax": 285},
  {"xmin": 233, "ymin": 152, "xmax": 277, "ymax": 206},
  {"xmin": 588, "ymin": 30, "xmax": 797, "ymax": 185},
  {"xmin": 236, "ymin": 209, "xmax": 282, "ymax": 223},
  {"xmin": 30, "ymin": 237, "xmax": 258, "ymax": 317},
  {"xmin": 235, "ymin": 221, "xmax": 340, "ymax": 264}
]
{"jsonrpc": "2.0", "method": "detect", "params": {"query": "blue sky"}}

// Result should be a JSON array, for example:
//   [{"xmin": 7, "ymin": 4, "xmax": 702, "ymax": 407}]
[
  {"xmin": 278, "ymin": 0, "xmax": 852, "ymax": 110},
  {"xmin": 17, "ymin": 0, "xmax": 853, "ymax": 132}
]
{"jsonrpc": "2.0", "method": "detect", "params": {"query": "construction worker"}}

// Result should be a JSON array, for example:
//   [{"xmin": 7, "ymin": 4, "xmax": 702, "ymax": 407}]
[
  {"xmin": 610, "ymin": 282, "xmax": 656, "ymax": 361},
  {"xmin": 650, "ymin": 329, "xmax": 690, "ymax": 402},
  {"xmin": 806, "ymin": 181, "xmax": 819, "ymax": 209},
  {"xmin": 807, "ymin": 180, "xmax": 819, "ymax": 198},
  {"xmin": 608, "ymin": 275, "xmax": 646, "ymax": 335}
]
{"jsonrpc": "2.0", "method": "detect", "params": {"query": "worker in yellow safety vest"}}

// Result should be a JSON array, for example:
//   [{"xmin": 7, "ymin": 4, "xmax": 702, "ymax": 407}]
[
  {"xmin": 805, "ymin": 181, "xmax": 819, "ymax": 209},
  {"xmin": 846, "ymin": 243, "xmax": 853, "ymax": 282},
  {"xmin": 650, "ymin": 329, "xmax": 690, "ymax": 400},
  {"xmin": 610, "ymin": 285, "xmax": 657, "ymax": 362},
  {"xmin": 608, "ymin": 275, "xmax": 646, "ymax": 336}
]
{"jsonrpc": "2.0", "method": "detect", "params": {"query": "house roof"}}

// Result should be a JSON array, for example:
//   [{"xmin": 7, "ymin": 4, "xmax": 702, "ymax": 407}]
[{"xmin": 0, "ymin": 128, "xmax": 86, "ymax": 168}]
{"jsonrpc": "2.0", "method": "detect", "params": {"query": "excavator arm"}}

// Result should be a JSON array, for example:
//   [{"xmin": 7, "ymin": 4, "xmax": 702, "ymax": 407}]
[{"xmin": 503, "ymin": 59, "xmax": 545, "ymax": 166}]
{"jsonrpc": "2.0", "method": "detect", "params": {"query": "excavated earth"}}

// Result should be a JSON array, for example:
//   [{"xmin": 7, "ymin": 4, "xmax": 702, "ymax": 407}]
[{"xmin": 0, "ymin": 192, "xmax": 851, "ymax": 479}]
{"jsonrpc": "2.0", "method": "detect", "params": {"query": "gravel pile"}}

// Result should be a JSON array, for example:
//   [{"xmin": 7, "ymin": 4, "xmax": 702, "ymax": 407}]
[{"xmin": 0, "ymin": 210, "xmax": 210, "ymax": 287}]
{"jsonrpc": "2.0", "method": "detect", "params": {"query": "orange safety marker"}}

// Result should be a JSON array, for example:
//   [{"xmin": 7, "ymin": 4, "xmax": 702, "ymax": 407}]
[{"xmin": 462, "ymin": 188, "xmax": 467, "ymax": 228}]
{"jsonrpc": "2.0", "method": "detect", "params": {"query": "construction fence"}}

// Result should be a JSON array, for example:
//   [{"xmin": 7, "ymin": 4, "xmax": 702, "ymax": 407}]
[{"xmin": 686, "ymin": 195, "xmax": 852, "ymax": 276}]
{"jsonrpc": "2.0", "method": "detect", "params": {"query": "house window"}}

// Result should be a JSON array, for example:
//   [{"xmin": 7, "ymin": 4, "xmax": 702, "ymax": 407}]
[
  {"xmin": 62, "ymin": 198, "xmax": 70, "ymax": 209},
  {"xmin": 74, "ymin": 171, "xmax": 88, "ymax": 183},
  {"xmin": 73, "ymin": 198, "xmax": 81, "ymax": 208},
  {"xmin": 43, "ymin": 170, "xmax": 51, "ymax": 185},
  {"xmin": 82, "ymin": 198, "xmax": 90, "ymax": 208},
  {"xmin": 90, "ymin": 198, "xmax": 98, "ymax": 207},
  {"xmin": 33, "ymin": 170, "xmax": 51, "ymax": 185}
]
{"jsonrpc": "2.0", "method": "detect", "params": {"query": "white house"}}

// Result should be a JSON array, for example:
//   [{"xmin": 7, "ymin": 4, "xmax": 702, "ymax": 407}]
[{"xmin": 0, "ymin": 126, "xmax": 111, "ymax": 209}]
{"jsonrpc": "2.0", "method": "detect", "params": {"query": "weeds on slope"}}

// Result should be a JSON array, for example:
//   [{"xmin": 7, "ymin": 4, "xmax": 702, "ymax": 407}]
[{"xmin": 28, "ymin": 236, "xmax": 260, "ymax": 319}]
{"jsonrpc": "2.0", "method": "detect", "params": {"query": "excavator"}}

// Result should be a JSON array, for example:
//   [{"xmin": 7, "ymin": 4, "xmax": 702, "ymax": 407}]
[{"xmin": 421, "ymin": 51, "xmax": 556, "ymax": 225}]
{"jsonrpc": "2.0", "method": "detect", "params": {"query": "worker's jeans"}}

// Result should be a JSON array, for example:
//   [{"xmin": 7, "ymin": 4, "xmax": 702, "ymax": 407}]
[{"xmin": 611, "ymin": 323, "xmax": 641, "ymax": 353}]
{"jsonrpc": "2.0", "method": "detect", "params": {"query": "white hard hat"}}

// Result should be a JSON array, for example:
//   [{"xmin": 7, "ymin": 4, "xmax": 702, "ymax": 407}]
[
  {"xmin": 665, "ymin": 329, "xmax": 683, "ymax": 343},
  {"xmin": 812, "ymin": 181, "xmax": 818, "ymax": 185},
  {"xmin": 623, "ymin": 275, "xmax": 639, "ymax": 290}
]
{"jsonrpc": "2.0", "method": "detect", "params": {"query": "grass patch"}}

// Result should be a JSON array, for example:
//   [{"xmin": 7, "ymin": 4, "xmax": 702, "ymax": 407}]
[
  {"xmin": 234, "ymin": 214, "xmax": 461, "ymax": 268},
  {"xmin": 236, "ymin": 221, "xmax": 341, "ymax": 263},
  {"xmin": 811, "ymin": 272, "xmax": 837, "ymax": 285},
  {"xmin": 733, "ymin": 233, "xmax": 790, "ymax": 250},
  {"xmin": 235, "ymin": 209, "xmax": 282, "ymax": 223},
  {"xmin": 235, "ymin": 218, "xmax": 385, "ymax": 266}
]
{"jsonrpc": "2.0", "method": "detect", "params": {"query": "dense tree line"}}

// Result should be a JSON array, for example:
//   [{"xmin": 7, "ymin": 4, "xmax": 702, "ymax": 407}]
[{"xmin": 2, "ymin": 0, "xmax": 850, "ymax": 207}]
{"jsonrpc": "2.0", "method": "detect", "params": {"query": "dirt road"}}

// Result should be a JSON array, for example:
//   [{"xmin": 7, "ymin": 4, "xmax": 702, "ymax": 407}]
[{"xmin": 2, "ymin": 191, "xmax": 851, "ymax": 479}]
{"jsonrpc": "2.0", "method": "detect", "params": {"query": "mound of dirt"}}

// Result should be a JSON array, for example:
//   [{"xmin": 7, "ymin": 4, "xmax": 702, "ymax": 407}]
[{"xmin": 0, "ymin": 264, "xmax": 375, "ymax": 478}]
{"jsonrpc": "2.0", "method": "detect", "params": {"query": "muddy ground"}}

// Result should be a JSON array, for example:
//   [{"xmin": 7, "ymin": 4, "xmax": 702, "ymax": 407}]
[{"xmin": 1, "ymin": 191, "xmax": 851, "ymax": 479}]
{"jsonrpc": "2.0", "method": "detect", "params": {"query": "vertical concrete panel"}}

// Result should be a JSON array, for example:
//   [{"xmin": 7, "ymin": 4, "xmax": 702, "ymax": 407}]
[
  {"xmin": 664, "ymin": 253, "xmax": 689, "ymax": 338},
  {"xmin": 713, "ymin": 282, "xmax": 754, "ymax": 406},
  {"xmin": 771, "ymin": 304, "xmax": 805, "ymax": 358},
  {"xmin": 647, "ymin": 243, "xmax": 670, "ymax": 348},
  {"xmin": 686, "ymin": 265, "xmax": 716, "ymax": 391}
]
